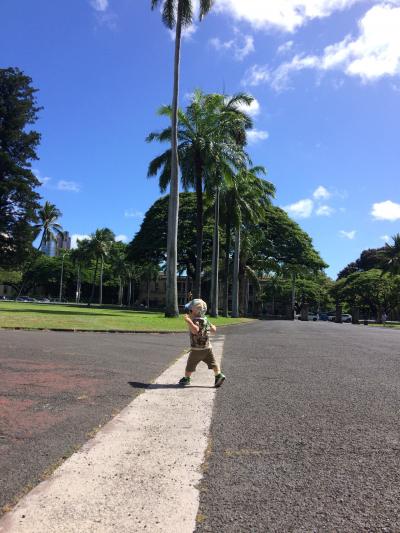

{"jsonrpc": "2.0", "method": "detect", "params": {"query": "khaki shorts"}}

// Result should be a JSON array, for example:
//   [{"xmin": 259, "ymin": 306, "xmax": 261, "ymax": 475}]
[{"xmin": 186, "ymin": 348, "xmax": 217, "ymax": 373}]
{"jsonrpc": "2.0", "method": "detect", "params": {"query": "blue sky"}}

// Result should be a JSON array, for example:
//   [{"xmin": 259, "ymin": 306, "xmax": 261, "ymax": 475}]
[{"xmin": 1, "ymin": 0, "xmax": 399, "ymax": 278}]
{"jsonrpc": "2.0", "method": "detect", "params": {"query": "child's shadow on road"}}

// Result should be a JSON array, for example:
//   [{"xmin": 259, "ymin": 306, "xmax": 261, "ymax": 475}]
[{"xmin": 128, "ymin": 381, "xmax": 212, "ymax": 389}]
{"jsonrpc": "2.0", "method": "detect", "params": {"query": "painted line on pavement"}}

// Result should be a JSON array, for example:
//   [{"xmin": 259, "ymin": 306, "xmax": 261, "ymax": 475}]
[{"xmin": 0, "ymin": 335, "xmax": 225, "ymax": 533}]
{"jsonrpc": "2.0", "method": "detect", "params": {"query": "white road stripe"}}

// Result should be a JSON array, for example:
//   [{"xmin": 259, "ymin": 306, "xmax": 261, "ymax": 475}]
[{"xmin": 0, "ymin": 336, "xmax": 225, "ymax": 533}]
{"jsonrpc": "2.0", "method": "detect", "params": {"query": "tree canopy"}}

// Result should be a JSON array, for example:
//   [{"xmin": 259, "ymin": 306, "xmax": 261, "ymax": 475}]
[{"xmin": 0, "ymin": 67, "xmax": 42, "ymax": 267}]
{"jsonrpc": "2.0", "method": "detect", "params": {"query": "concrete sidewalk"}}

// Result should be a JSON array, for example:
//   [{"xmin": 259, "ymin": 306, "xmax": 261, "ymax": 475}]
[{"xmin": 0, "ymin": 336, "xmax": 225, "ymax": 533}]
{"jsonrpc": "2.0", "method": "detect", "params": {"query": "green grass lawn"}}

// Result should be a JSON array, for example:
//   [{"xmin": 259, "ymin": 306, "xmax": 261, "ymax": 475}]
[
  {"xmin": 368, "ymin": 323, "xmax": 400, "ymax": 329},
  {"xmin": 0, "ymin": 302, "xmax": 252, "ymax": 332}
]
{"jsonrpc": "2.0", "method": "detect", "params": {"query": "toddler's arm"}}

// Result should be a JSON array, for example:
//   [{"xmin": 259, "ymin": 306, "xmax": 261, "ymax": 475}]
[
  {"xmin": 183, "ymin": 314, "xmax": 199, "ymax": 334},
  {"xmin": 210, "ymin": 323, "xmax": 217, "ymax": 333}
]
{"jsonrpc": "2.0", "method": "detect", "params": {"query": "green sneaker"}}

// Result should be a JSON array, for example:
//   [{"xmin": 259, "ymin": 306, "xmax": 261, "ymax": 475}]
[
  {"xmin": 214, "ymin": 373, "xmax": 226, "ymax": 388},
  {"xmin": 179, "ymin": 376, "xmax": 191, "ymax": 386}
]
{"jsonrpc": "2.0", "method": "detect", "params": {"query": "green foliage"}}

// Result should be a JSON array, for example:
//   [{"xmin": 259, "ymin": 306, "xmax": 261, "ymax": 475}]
[
  {"xmin": 0, "ymin": 268, "xmax": 22, "ymax": 288},
  {"xmin": 0, "ymin": 67, "xmax": 42, "ymax": 267},
  {"xmin": 333, "ymin": 269, "xmax": 400, "ymax": 315},
  {"xmin": 127, "ymin": 192, "xmax": 213, "ymax": 278}
]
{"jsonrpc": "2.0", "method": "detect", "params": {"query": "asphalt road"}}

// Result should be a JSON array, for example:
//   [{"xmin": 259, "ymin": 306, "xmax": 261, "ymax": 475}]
[
  {"xmin": 196, "ymin": 321, "xmax": 400, "ymax": 532},
  {"xmin": 0, "ymin": 330, "xmax": 186, "ymax": 515}
]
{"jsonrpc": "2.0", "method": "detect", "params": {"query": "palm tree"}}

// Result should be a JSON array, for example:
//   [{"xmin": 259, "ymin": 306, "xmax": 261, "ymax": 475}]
[
  {"xmin": 147, "ymin": 91, "xmax": 252, "ymax": 299},
  {"xmin": 229, "ymin": 167, "xmax": 275, "ymax": 317},
  {"xmin": 380, "ymin": 234, "xmax": 400, "ymax": 275},
  {"xmin": 87, "ymin": 228, "xmax": 115, "ymax": 306},
  {"xmin": 70, "ymin": 241, "xmax": 89, "ymax": 303},
  {"xmin": 33, "ymin": 201, "xmax": 64, "ymax": 252},
  {"xmin": 18, "ymin": 201, "xmax": 63, "ymax": 297},
  {"xmin": 150, "ymin": 0, "xmax": 215, "ymax": 317}
]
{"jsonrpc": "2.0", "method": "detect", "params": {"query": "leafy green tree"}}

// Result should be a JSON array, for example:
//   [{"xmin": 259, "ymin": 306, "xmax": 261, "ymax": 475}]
[
  {"xmin": 333, "ymin": 269, "xmax": 400, "ymax": 321},
  {"xmin": 150, "ymin": 0, "xmax": 215, "ymax": 317},
  {"xmin": 127, "ymin": 193, "xmax": 213, "ymax": 281},
  {"xmin": 0, "ymin": 68, "xmax": 42, "ymax": 267}
]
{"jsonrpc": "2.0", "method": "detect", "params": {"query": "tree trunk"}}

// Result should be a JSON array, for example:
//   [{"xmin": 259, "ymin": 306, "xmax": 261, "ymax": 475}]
[
  {"xmin": 147, "ymin": 280, "xmax": 150, "ymax": 309},
  {"xmin": 193, "ymin": 162, "xmax": 203, "ymax": 298},
  {"xmin": 210, "ymin": 187, "xmax": 220, "ymax": 317},
  {"xmin": 165, "ymin": 2, "xmax": 183, "ymax": 318},
  {"xmin": 88, "ymin": 258, "xmax": 99, "ymax": 307},
  {"xmin": 99, "ymin": 257, "xmax": 103, "ymax": 305},
  {"xmin": 76, "ymin": 265, "xmax": 80, "ymax": 304},
  {"xmin": 128, "ymin": 279, "xmax": 132, "ymax": 307},
  {"xmin": 131, "ymin": 282, "xmax": 135, "ymax": 308},
  {"xmin": 118, "ymin": 277, "xmax": 123, "ymax": 306},
  {"xmin": 291, "ymin": 272, "xmax": 296, "ymax": 319},
  {"xmin": 222, "ymin": 220, "xmax": 231, "ymax": 317},
  {"xmin": 231, "ymin": 226, "xmax": 240, "ymax": 318}
]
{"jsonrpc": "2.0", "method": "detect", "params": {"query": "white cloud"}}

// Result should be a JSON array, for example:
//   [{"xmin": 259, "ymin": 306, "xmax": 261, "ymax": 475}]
[
  {"xmin": 71, "ymin": 234, "xmax": 90, "ymax": 249},
  {"xmin": 277, "ymin": 40, "xmax": 294, "ymax": 55},
  {"xmin": 90, "ymin": 0, "xmax": 108, "ymax": 11},
  {"xmin": 283, "ymin": 198, "xmax": 314, "ymax": 219},
  {"xmin": 242, "ymin": 64, "xmax": 270, "ymax": 86},
  {"xmin": 57, "ymin": 180, "xmax": 80, "ymax": 192},
  {"xmin": 316, "ymin": 205, "xmax": 335, "ymax": 216},
  {"xmin": 340, "ymin": 230, "xmax": 356, "ymax": 239},
  {"xmin": 236, "ymin": 98, "xmax": 260, "ymax": 117},
  {"xmin": 124, "ymin": 209, "xmax": 144, "ymax": 219},
  {"xmin": 214, "ymin": 0, "xmax": 362, "ymax": 33},
  {"xmin": 247, "ymin": 129, "xmax": 269, "ymax": 143},
  {"xmin": 313, "ymin": 185, "xmax": 331, "ymax": 200},
  {"xmin": 210, "ymin": 31, "xmax": 255, "ymax": 61},
  {"xmin": 380, "ymin": 235, "xmax": 390, "ymax": 243},
  {"xmin": 115, "ymin": 234, "xmax": 128, "ymax": 243},
  {"xmin": 371, "ymin": 200, "xmax": 400, "ymax": 221},
  {"xmin": 254, "ymin": 4, "xmax": 400, "ymax": 90}
]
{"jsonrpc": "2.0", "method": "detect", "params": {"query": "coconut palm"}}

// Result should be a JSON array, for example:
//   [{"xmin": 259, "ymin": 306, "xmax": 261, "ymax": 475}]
[
  {"xmin": 380, "ymin": 234, "xmax": 400, "ymax": 276},
  {"xmin": 70, "ymin": 241, "xmax": 90, "ymax": 303},
  {"xmin": 228, "ymin": 167, "xmax": 275, "ymax": 317},
  {"xmin": 87, "ymin": 228, "xmax": 115, "ymax": 306},
  {"xmin": 33, "ymin": 201, "xmax": 64, "ymax": 252},
  {"xmin": 147, "ymin": 90, "xmax": 252, "ymax": 299},
  {"xmin": 150, "ymin": 0, "xmax": 215, "ymax": 317}
]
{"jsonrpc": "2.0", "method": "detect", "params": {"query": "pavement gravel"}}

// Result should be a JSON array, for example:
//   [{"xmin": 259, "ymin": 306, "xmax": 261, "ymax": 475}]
[
  {"xmin": 0, "ymin": 329, "xmax": 185, "ymax": 515},
  {"xmin": 196, "ymin": 320, "xmax": 400, "ymax": 533}
]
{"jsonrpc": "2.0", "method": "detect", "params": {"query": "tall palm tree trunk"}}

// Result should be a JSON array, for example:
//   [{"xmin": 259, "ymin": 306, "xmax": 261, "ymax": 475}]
[
  {"xmin": 88, "ymin": 258, "xmax": 99, "ymax": 307},
  {"xmin": 222, "ymin": 220, "xmax": 231, "ymax": 317},
  {"xmin": 118, "ymin": 277, "xmax": 123, "ymax": 306},
  {"xmin": 75, "ymin": 265, "xmax": 80, "ymax": 304},
  {"xmin": 99, "ymin": 257, "xmax": 104, "ymax": 305},
  {"xmin": 165, "ymin": 1, "xmax": 183, "ymax": 318},
  {"xmin": 194, "ymin": 165, "xmax": 203, "ymax": 298},
  {"xmin": 127, "ymin": 279, "xmax": 132, "ymax": 307},
  {"xmin": 210, "ymin": 187, "xmax": 220, "ymax": 317},
  {"xmin": 231, "ymin": 226, "xmax": 240, "ymax": 318},
  {"xmin": 291, "ymin": 272, "xmax": 296, "ymax": 319}
]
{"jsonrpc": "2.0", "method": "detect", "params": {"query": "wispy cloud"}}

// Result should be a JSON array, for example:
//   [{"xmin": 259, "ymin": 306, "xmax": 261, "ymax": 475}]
[
  {"xmin": 340, "ymin": 230, "xmax": 356, "ymax": 239},
  {"xmin": 380, "ymin": 235, "xmax": 390, "ymax": 243},
  {"xmin": 316, "ymin": 205, "xmax": 335, "ymax": 216},
  {"xmin": 313, "ymin": 185, "xmax": 331, "ymax": 200},
  {"xmin": 371, "ymin": 200, "xmax": 400, "ymax": 221},
  {"xmin": 247, "ymin": 129, "xmax": 269, "ymax": 143},
  {"xmin": 210, "ymin": 29, "xmax": 255, "ymax": 61},
  {"xmin": 283, "ymin": 198, "xmax": 313, "ymax": 219},
  {"xmin": 243, "ymin": 4, "xmax": 400, "ymax": 91},
  {"xmin": 90, "ymin": 0, "xmax": 108, "ymax": 11},
  {"xmin": 214, "ymin": 0, "xmax": 362, "ymax": 33},
  {"xmin": 277, "ymin": 41, "xmax": 294, "ymax": 55},
  {"xmin": 57, "ymin": 180, "xmax": 80, "ymax": 192},
  {"xmin": 124, "ymin": 209, "xmax": 144, "ymax": 219}
]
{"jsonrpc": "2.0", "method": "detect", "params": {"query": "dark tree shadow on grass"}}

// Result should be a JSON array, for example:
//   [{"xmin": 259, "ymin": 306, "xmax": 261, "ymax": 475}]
[{"xmin": 0, "ymin": 309, "xmax": 118, "ymax": 317}]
